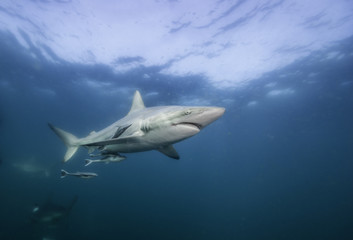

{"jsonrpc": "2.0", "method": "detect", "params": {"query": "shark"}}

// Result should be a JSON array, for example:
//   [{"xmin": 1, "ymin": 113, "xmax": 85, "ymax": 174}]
[
  {"xmin": 31, "ymin": 195, "xmax": 78, "ymax": 225},
  {"xmin": 12, "ymin": 157, "xmax": 51, "ymax": 177},
  {"xmin": 49, "ymin": 90, "xmax": 225, "ymax": 162}
]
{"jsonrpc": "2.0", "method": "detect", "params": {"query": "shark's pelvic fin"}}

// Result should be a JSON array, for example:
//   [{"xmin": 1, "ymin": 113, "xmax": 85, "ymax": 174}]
[
  {"xmin": 48, "ymin": 123, "xmax": 79, "ymax": 162},
  {"xmin": 158, "ymin": 145, "xmax": 180, "ymax": 159},
  {"xmin": 87, "ymin": 147, "xmax": 95, "ymax": 154},
  {"xmin": 128, "ymin": 90, "xmax": 145, "ymax": 115}
]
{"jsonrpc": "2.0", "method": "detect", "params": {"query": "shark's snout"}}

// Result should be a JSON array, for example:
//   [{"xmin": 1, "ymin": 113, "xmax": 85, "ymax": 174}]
[
  {"xmin": 195, "ymin": 107, "xmax": 225, "ymax": 128},
  {"xmin": 212, "ymin": 107, "xmax": 226, "ymax": 117}
]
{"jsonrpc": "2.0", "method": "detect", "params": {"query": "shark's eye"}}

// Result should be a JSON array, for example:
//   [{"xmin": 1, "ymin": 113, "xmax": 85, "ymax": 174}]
[{"xmin": 184, "ymin": 110, "xmax": 192, "ymax": 115}]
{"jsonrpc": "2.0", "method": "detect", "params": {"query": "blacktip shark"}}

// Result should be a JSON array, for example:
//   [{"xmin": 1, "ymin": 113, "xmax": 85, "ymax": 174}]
[
  {"xmin": 31, "ymin": 195, "xmax": 78, "ymax": 225},
  {"xmin": 49, "ymin": 90, "xmax": 225, "ymax": 162}
]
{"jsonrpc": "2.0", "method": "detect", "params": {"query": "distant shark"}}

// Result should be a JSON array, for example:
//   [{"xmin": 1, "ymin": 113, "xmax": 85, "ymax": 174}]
[
  {"xmin": 31, "ymin": 195, "xmax": 78, "ymax": 225},
  {"xmin": 49, "ymin": 90, "xmax": 225, "ymax": 162},
  {"xmin": 12, "ymin": 157, "xmax": 51, "ymax": 177}
]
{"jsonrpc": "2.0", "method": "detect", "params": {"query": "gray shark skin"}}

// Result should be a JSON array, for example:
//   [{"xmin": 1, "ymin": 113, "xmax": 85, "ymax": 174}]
[
  {"xmin": 31, "ymin": 196, "xmax": 78, "ymax": 225},
  {"xmin": 49, "ymin": 90, "xmax": 225, "ymax": 162}
]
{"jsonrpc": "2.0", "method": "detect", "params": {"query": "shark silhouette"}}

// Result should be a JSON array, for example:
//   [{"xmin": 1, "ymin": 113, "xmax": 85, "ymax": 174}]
[{"xmin": 31, "ymin": 195, "xmax": 78, "ymax": 225}]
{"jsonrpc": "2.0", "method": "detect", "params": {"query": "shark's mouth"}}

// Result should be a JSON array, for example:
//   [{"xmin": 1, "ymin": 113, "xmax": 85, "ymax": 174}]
[{"xmin": 176, "ymin": 122, "xmax": 202, "ymax": 130}]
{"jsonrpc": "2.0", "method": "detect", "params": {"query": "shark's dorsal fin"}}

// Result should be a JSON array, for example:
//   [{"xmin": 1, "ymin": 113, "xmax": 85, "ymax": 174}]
[
  {"xmin": 128, "ymin": 91, "xmax": 145, "ymax": 115},
  {"xmin": 158, "ymin": 145, "xmax": 180, "ymax": 159}
]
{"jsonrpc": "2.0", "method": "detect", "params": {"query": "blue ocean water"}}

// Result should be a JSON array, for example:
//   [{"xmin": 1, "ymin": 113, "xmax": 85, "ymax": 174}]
[{"xmin": 1, "ymin": 2, "xmax": 353, "ymax": 240}]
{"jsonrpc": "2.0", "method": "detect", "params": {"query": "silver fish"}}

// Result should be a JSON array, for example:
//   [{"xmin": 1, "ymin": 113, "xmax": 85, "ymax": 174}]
[
  {"xmin": 85, "ymin": 154, "xmax": 126, "ymax": 166},
  {"xmin": 60, "ymin": 169, "xmax": 97, "ymax": 179}
]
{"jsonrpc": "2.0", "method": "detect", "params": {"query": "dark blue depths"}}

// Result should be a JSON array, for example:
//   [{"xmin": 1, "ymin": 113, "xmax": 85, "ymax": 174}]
[{"xmin": 0, "ymin": 33, "xmax": 353, "ymax": 240}]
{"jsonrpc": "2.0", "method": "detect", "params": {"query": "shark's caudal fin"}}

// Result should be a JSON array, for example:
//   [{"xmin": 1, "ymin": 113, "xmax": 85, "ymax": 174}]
[
  {"xmin": 67, "ymin": 195, "xmax": 78, "ymax": 213},
  {"xmin": 48, "ymin": 123, "xmax": 79, "ymax": 162}
]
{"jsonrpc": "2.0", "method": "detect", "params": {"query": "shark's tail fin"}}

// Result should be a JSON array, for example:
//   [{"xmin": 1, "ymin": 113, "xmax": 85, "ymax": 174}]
[
  {"xmin": 85, "ymin": 159, "xmax": 93, "ymax": 167},
  {"xmin": 61, "ymin": 169, "xmax": 69, "ymax": 178},
  {"xmin": 67, "ymin": 195, "xmax": 78, "ymax": 213},
  {"xmin": 48, "ymin": 123, "xmax": 79, "ymax": 162}
]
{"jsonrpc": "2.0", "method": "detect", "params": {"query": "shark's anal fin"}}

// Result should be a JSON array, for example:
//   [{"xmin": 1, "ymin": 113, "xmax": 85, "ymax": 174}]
[{"xmin": 158, "ymin": 145, "xmax": 180, "ymax": 159}]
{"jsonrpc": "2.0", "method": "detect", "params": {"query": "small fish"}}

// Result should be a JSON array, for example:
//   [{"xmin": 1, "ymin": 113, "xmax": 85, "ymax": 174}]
[
  {"xmin": 61, "ymin": 169, "xmax": 98, "ymax": 179},
  {"xmin": 85, "ymin": 154, "xmax": 126, "ymax": 166}
]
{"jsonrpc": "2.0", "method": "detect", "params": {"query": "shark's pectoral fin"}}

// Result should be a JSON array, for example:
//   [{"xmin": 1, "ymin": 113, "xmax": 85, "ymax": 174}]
[{"xmin": 158, "ymin": 145, "xmax": 180, "ymax": 159}]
